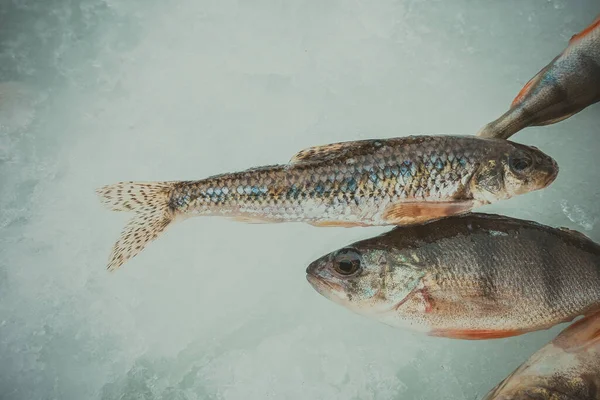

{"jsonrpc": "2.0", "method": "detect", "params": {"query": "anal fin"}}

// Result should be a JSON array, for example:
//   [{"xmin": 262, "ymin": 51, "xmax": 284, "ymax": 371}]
[
  {"xmin": 382, "ymin": 201, "xmax": 473, "ymax": 225},
  {"xmin": 534, "ymin": 111, "xmax": 579, "ymax": 126},
  {"xmin": 309, "ymin": 220, "xmax": 369, "ymax": 228},
  {"xmin": 230, "ymin": 215, "xmax": 280, "ymax": 224}
]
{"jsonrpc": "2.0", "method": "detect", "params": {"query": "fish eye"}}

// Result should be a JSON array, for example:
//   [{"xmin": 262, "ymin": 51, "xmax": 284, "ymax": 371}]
[
  {"xmin": 509, "ymin": 154, "xmax": 532, "ymax": 173},
  {"xmin": 333, "ymin": 248, "xmax": 362, "ymax": 276}
]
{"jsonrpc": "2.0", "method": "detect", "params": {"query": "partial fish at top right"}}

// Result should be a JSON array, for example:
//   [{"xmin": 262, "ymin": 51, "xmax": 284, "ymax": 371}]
[{"xmin": 477, "ymin": 14, "xmax": 600, "ymax": 140}]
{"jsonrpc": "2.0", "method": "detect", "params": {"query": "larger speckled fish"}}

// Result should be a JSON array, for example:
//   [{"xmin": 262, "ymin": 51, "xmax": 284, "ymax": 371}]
[
  {"xmin": 478, "ymin": 14, "xmax": 600, "ymax": 139},
  {"xmin": 97, "ymin": 135, "xmax": 557, "ymax": 270},
  {"xmin": 483, "ymin": 312, "xmax": 600, "ymax": 399},
  {"xmin": 306, "ymin": 213, "xmax": 600, "ymax": 340}
]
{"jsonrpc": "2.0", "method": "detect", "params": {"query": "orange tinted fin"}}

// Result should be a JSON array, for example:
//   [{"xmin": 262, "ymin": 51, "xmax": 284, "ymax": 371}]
[
  {"xmin": 569, "ymin": 15, "xmax": 600, "ymax": 44},
  {"xmin": 382, "ymin": 201, "xmax": 473, "ymax": 225},
  {"xmin": 555, "ymin": 313, "xmax": 600, "ymax": 353},
  {"xmin": 510, "ymin": 61, "xmax": 555, "ymax": 107},
  {"xmin": 511, "ymin": 78, "xmax": 537, "ymax": 106},
  {"xmin": 309, "ymin": 220, "xmax": 369, "ymax": 227},
  {"xmin": 430, "ymin": 329, "xmax": 525, "ymax": 340}
]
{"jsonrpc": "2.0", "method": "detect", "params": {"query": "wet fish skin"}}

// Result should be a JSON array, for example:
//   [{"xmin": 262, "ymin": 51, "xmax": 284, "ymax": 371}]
[
  {"xmin": 306, "ymin": 213, "xmax": 600, "ymax": 339},
  {"xmin": 477, "ymin": 14, "xmax": 600, "ymax": 139},
  {"xmin": 96, "ymin": 136, "xmax": 558, "ymax": 270},
  {"xmin": 483, "ymin": 312, "xmax": 600, "ymax": 400}
]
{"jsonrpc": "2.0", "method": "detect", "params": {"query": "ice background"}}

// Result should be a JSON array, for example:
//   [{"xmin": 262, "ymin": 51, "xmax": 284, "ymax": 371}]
[{"xmin": 1, "ymin": 1, "xmax": 599, "ymax": 399}]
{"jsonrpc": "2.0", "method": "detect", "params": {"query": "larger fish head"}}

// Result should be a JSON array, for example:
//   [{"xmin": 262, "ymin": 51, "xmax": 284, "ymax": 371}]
[
  {"xmin": 306, "ymin": 244, "xmax": 425, "ymax": 318},
  {"xmin": 470, "ymin": 141, "xmax": 558, "ymax": 204}
]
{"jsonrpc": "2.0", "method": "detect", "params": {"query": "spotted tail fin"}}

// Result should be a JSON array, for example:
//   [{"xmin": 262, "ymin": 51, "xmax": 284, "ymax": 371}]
[{"xmin": 96, "ymin": 181, "xmax": 177, "ymax": 271}]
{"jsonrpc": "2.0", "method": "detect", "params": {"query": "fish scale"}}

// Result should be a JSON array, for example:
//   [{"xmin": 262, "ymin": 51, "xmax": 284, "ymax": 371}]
[{"xmin": 170, "ymin": 138, "xmax": 473, "ymax": 222}]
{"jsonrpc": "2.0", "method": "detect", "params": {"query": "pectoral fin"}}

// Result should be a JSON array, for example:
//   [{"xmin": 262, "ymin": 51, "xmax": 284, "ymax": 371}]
[
  {"xmin": 555, "ymin": 312, "xmax": 600, "ymax": 353},
  {"xmin": 382, "ymin": 201, "xmax": 473, "ymax": 225}
]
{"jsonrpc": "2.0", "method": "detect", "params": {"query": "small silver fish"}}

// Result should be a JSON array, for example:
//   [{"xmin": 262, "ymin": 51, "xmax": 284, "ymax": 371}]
[
  {"xmin": 97, "ymin": 136, "xmax": 558, "ymax": 271},
  {"xmin": 478, "ymin": 14, "xmax": 600, "ymax": 139},
  {"xmin": 483, "ymin": 312, "xmax": 600, "ymax": 399}
]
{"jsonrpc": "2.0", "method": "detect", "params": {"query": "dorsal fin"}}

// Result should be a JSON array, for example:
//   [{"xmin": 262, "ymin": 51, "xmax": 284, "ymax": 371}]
[
  {"xmin": 558, "ymin": 227, "xmax": 592, "ymax": 241},
  {"xmin": 510, "ymin": 62, "xmax": 554, "ymax": 107},
  {"xmin": 511, "ymin": 76, "xmax": 537, "ymax": 106},
  {"xmin": 569, "ymin": 14, "xmax": 600, "ymax": 44},
  {"xmin": 289, "ymin": 139, "xmax": 383, "ymax": 164}
]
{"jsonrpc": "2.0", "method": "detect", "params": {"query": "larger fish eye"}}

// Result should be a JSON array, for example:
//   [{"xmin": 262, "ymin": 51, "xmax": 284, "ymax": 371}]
[
  {"xmin": 509, "ymin": 154, "xmax": 533, "ymax": 173},
  {"xmin": 333, "ymin": 248, "xmax": 362, "ymax": 276}
]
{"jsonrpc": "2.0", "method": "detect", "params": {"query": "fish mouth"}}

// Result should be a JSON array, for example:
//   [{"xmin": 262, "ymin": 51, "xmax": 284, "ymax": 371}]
[
  {"xmin": 306, "ymin": 274, "xmax": 331, "ymax": 297},
  {"xmin": 544, "ymin": 158, "xmax": 559, "ymax": 186},
  {"xmin": 306, "ymin": 274, "xmax": 344, "ymax": 296},
  {"xmin": 306, "ymin": 274, "xmax": 332, "ymax": 290}
]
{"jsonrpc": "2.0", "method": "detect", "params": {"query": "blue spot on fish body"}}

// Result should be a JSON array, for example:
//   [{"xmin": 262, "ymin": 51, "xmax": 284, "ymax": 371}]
[
  {"xmin": 287, "ymin": 184, "xmax": 300, "ymax": 198},
  {"xmin": 346, "ymin": 177, "xmax": 357, "ymax": 192},
  {"xmin": 409, "ymin": 163, "xmax": 417, "ymax": 175}
]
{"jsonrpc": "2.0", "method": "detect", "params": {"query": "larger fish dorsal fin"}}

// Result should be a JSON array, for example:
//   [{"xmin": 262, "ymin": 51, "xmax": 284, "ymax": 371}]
[
  {"xmin": 569, "ymin": 14, "xmax": 600, "ymax": 44},
  {"xmin": 555, "ymin": 313, "xmax": 600, "ymax": 353},
  {"xmin": 558, "ymin": 227, "xmax": 593, "ymax": 241},
  {"xmin": 510, "ymin": 63, "xmax": 554, "ymax": 107},
  {"xmin": 289, "ymin": 140, "xmax": 380, "ymax": 164}
]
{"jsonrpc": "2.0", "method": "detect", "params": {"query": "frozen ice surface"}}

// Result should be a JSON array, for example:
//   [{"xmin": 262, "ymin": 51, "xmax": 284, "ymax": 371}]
[{"xmin": 0, "ymin": 1, "xmax": 599, "ymax": 399}]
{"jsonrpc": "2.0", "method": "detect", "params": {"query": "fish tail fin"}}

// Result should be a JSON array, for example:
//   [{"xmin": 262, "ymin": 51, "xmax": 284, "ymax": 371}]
[{"xmin": 96, "ymin": 181, "xmax": 178, "ymax": 271}]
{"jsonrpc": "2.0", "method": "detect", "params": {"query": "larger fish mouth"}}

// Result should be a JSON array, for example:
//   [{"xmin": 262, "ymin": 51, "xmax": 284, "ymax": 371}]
[
  {"xmin": 543, "ymin": 158, "xmax": 559, "ymax": 186},
  {"xmin": 306, "ymin": 274, "xmax": 337, "ymax": 291},
  {"xmin": 306, "ymin": 274, "xmax": 345, "ymax": 300}
]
